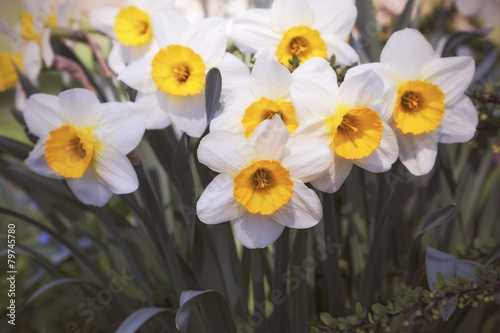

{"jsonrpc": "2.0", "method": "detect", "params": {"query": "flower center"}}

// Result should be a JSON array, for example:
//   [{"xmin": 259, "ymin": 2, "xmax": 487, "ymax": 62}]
[
  {"xmin": 242, "ymin": 97, "xmax": 298, "ymax": 137},
  {"xmin": 151, "ymin": 45, "xmax": 206, "ymax": 96},
  {"xmin": 254, "ymin": 169, "xmax": 271, "ymax": 189},
  {"xmin": 395, "ymin": 80, "xmax": 445, "ymax": 135},
  {"xmin": 20, "ymin": 10, "xmax": 57, "ymax": 43},
  {"xmin": 290, "ymin": 36, "xmax": 309, "ymax": 56},
  {"xmin": 234, "ymin": 160, "xmax": 293, "ymax": 215},
  {"xmin": 326, "ymin": 107, "xmax": 383, "ymax": 160},
  {"xmin": 276, "ymin": 26, "xmax": 327, "ymax": 70},
  {"xmin": 113, "ymin": 6, "xmax": 153, "ymax": 46},
  {"xmin": 0, "ymin": 52, "xmax": 23, "ymax": 92},
  {"xmin": 45, "ymin": 125, "xmax": 96, "ymax": 178}
]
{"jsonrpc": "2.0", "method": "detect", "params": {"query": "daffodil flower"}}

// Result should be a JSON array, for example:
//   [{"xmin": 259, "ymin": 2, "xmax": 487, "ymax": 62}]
[
  {"xmin": 346, "ymin": 28, "xmax": 477, "ymax": 175},
  {"xmin": 90, "ymin": 0, "xmax": 174, "ymax": 73},
  {"xmin": 210, "ymin": 48, "xmax": 299, "ymax": 137},
  {"xmin": 19, "ymin": 0, "xmax": 75, "ymax": 67},
  {"xmin": 118, "ymin": 9, "xmax": 249, "ymax": 137},
  {"xmin": 290, "ymin": 58, "xmax": 398, "ymax": 192},
  {"xmin": 0, "ymin": 19, "xmax": 42, "ymax": 109},
  {"xmin": 196, "ymin": 116, "xmax": 332, "ymax": 248},
  {"xmin": 24, "ymin": 88, "xmax": 145, "ymax": 206},
  {"xmin": 231, "ymin": 0, "xmax": 359, "ymax": 70}
]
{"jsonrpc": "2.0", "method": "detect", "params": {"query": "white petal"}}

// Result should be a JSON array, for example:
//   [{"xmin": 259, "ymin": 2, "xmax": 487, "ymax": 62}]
[
  {"xmin": 117, "ymin": 56, "xmax": 157, "ymax": 93},
  {"xmin": 89, "ymin": 7, "xmax": 119, "ymax": 38},
  {"xmin": 151, "ymin": 9, "xmax": 190, "ymax": 48},
  {"xmin": 217, "ymin": 52, "xmax": 250, "ymax": 99},
  {"xmin": 438, "ymin": 95, "xmax": 478, "ymax": 144},
  {"xmin": 322, "ymin": 34, "xmax": 360, "ymax": 67},
  {"xmin": 128, "ymin": 40, "xmax": 159, "ymax": 62},
  {"xmin": 250, "ymin": 117, "xmax": 289, "ymax": 161},
  {"xmin": 59, "ymin": 89, "xmax": 102, "ymax": 127},
  {"xmin": 233, "ymin": 214, "xmax": 285, "ymax": 248},
  {"xmin": 309, "ymin": 0, "xmax": 357, "ymax": 40},
  {"xmin": 380, "ymin": 28, "xmax": 436, "ymax": 80},
  {"xmin": 345, "ymin": 62, "xmax": 400, "ymax": 85},
  {"xmin": 95, "ymin": 102, "xmax": 145, "ymax": 154},
  {"xmin": 22, "ymin": 41, "xmax": 41, "ymax": 82},
  {"xmin": 421, "ymin": 56, "xmax": 475, "ymax": 105},
  {"xmin": 25, "ymin": 139, "xmax": 62, "ymax": 179},
  {"xmin": 23, "ymin": 93, "xmax": 64, "ymax": 137},
  {"xmin": 344, "ymin": 63, "xmax": 399, "ymax": 120},
  {"xmin": 353, "ymin": 123, "xmax": 398, "ymax": 172},
  {"xmin": 107, "ymin": 42, "xmax": 127, "ymax": 74},
  {"xmin": 40, "ymin": 29, "xmax": 54, "ymax": 67},
  {"xmin": 183, "ymin": 17, "xmax": 227, "ymax": 69},
  {"xmin": 209, "ymin": 108, "xmax": 244, "ymax": 134},
  {"xmin": 281, "ymin": 135, "xmax": 332, "ymax": 182},
  {"xmin": 93, "ymin": 144, "xmax": 138, "ymax": 194},
  {"xmin": 271, "ymin": 0, "xmax": 314, "ymax": 32},
  {"xmin": 130, "ymin": 0, "xmax": 174, "ymax": 12},
  {"xmin": 167, "ymin": 94, "xmax": 207, "ymax": 138},
  {"xmin": 397, "ymin": 129, "xmax": 438, "ymax": 176},
  {"xmin": 196, "ymin": 174, "xmax": 245, "ymax": 224},
  {"xmin": 310, "ymin": 153, "xmax": 353, "ymax": 193},
  {"xmin": 231, "ymin": 9, "xmax": 282, "ymax": 53},
  {"xmin": 67, "ymin": 167, "xmax": 114, "ymax": 207},
  {"xmin": 290, "ymin": 57, "xmax": 338, "ymax": 121},
  {"xmin": 271, "ymin": 181, "xmax": 322, "ymax": 228},
  {"xmin": 197, "ymin": 130, "xmax": 250, "ymax": 174},
  {"xmin": 338, "ymin": 70, "xmax": 384, "ymax": 108},
  {"xmin": 135, "ymin": 92, "xmax": 171, "ymax": 129},
  {"xmin": 250, "ymin": 48, "xmax": 292, "ymax": 100}
]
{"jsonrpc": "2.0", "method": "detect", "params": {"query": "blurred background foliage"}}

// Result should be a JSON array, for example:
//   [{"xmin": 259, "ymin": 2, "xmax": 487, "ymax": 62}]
[{"xmin": 0, "ymin": 0, "xmax": 500, "ymax": 332}]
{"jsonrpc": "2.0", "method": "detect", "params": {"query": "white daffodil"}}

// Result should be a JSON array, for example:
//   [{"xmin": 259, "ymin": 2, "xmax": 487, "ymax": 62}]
[
  {"xmin": 210, "ymin": 48, "xmax": 299, "ymax": 137},
  {"xmin": 19, "ymin": 0, "xmax": 76, "ymax": 67},
  {"xmin": 290, "ymin": 57, "xmax": 398, "ymax": 193},
  {"xmin": 231, "ymin": 0, "xmax": 359, "ymax": 70},
  {"xmin": 89, "ymin": 0, "xmax": 174, "ymax": 73},
  {"xmin": 23, "ymin": 88, "xmax": 145, "ymax": 206},
  {"xmin": 118, "ymin": 9, "xmax": 249, "ymax": 138},
  {"xmin": 0, "ymin": 20, "xmax": 42, "ymax": 110},
  {"xmin": 345, "ymin": 28, "xmax": 477, "ymax": 176},
  {"xmin": 196, "ymin": 116, "xmax": 332, "ymax": 248}
]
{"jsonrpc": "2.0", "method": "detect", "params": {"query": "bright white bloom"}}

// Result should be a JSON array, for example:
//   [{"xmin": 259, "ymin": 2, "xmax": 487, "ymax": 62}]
[
  {"xmin": 196, "ymin": 117, "xmax": 332, "ymax": 248},
  {"xmin": 118, "ymin": 9, "xmax": 249, "ymax": 137},
  {"xmin": 90, "ymin": 0, "xmax": 174, "ymax": 73},
  {"xmin": 19, "ymin": 0, "xmax": 76, "ymax": 67},
  {"xmin": 210, "ymin": 48, "xmax": 299, "ymax": 137},
  {"xmin": 231, "ymin": 0, "xmax": 359, "ymax": 70},
  {"xmin": 24, "ymin": 88, "xmax": 145, "ymax": 206},
  {"xmin": 346, "ymin": 28, "xmax": 477, "ymax": 176},
  {"xmin": 0, "ymin": 20, "xmax": 41, "ymax": 109},
  {"xmin": 290, "ymin": 58, "xmax": 398, "ymax": 192}
]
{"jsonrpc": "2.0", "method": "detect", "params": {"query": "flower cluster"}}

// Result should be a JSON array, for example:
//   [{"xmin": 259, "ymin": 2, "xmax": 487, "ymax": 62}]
[{"xmin": 3, "ymin": 0, "xmax": 478, "ymax": 248}]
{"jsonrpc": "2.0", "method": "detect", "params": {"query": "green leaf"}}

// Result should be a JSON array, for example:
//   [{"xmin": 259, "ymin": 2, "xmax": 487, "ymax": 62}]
[
  {"xmin": 355, "ymin": 0, "xmax": 382, "ymax": 62},
  {"xmin": 26, "ymin": 278, "xmax": 100, "ymax": 305},
  {"xmin": 115, "ymin": 307, "xmax": 174, "ymax": 333},
  {"xmin": 355, "ymin": 302, "xmax": 364, "ymax": 317},
  {"xmin": 394, "ymin": 0, "xmax": 414, "ymax": 32},
  {"xmin": 14, "ymin": 64, "xmax": 38, "ymax": 97},
  {"xmin": 371, "ymin": 303, "xmax": 386, "ymax": 316},
  {"xmin": 320, "ymin": 313, "xmax": 334, "ymax": 325},
  {"xmin": 421, "ymin": 204, "xmax": 457, "ymax": 234},
  {"xmin": 176, "ymin": 290, "xmax": 236, "ymax": 333},
  {"xmin": 0, "ymin": 136, "xmax": 32, "ymax": 160},
  {"xmin": 205, "ymin": 68, "xmax": 222, "ymax": 125},
  {"xmin": 441, "ymin": 30, "xmax": 491, "ymax": 57}
]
